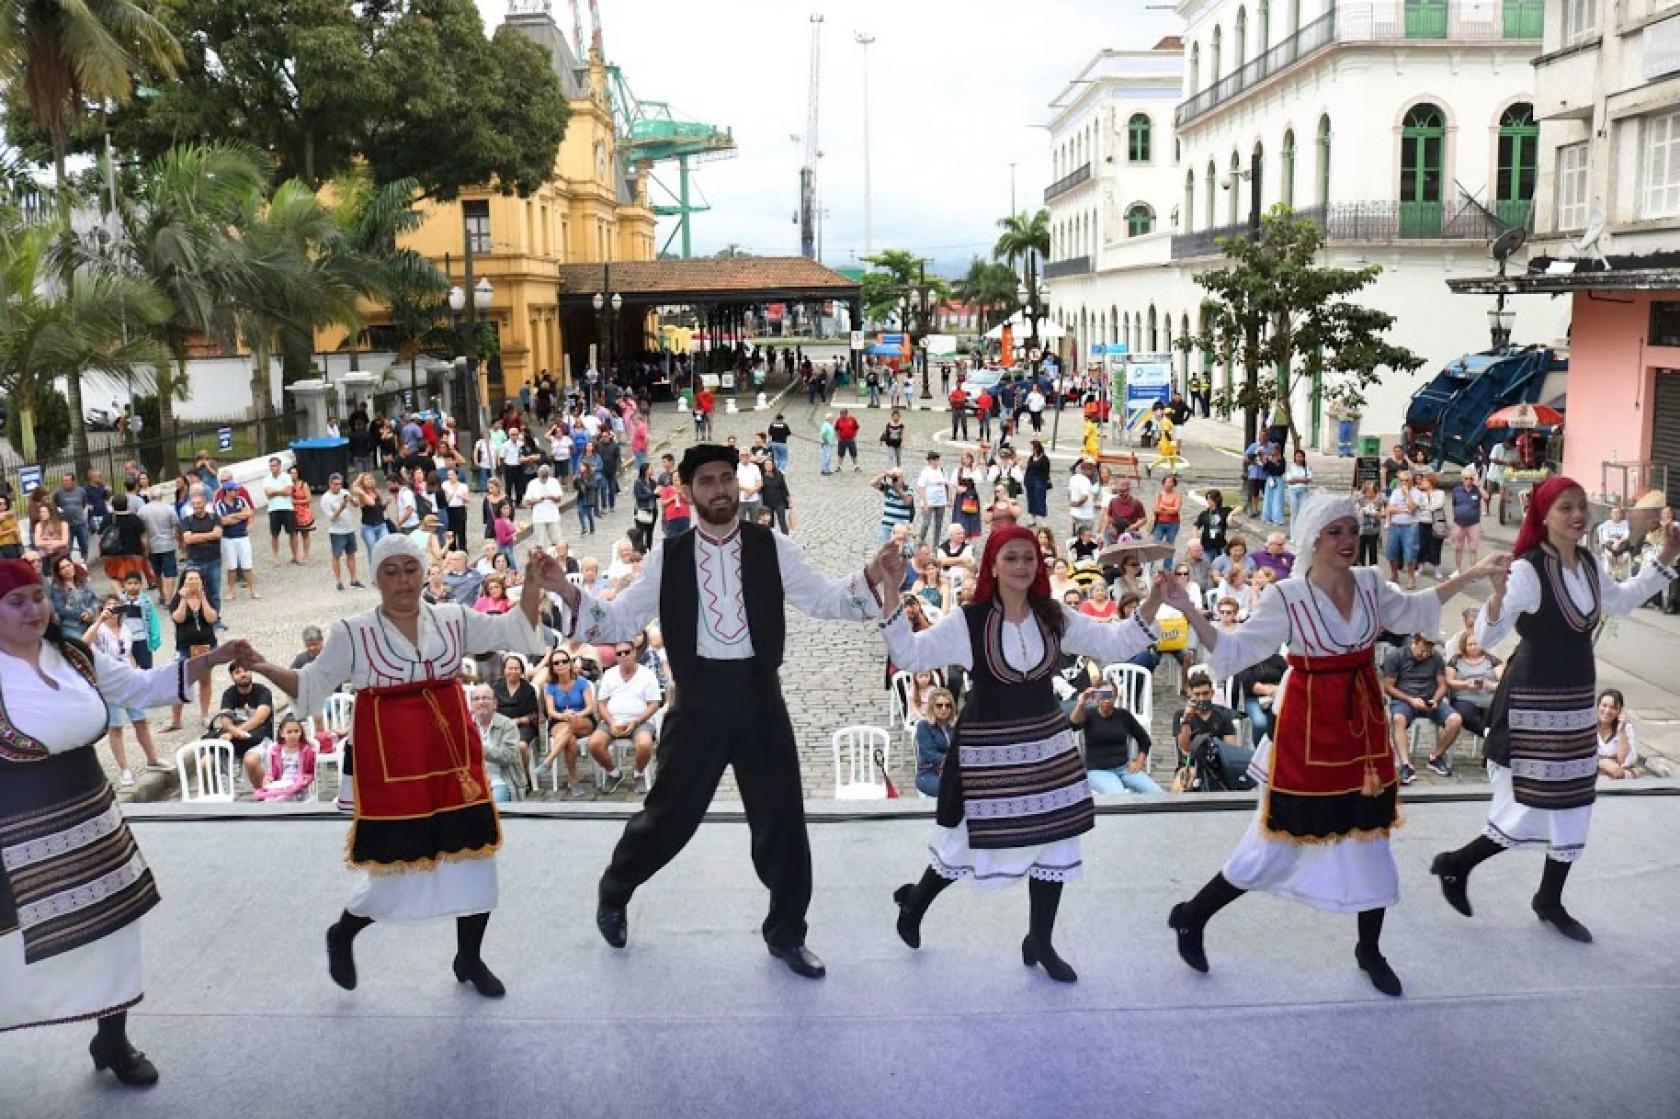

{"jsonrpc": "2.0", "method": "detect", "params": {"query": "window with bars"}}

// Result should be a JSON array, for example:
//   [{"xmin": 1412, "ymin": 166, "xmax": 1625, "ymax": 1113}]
[
  {"xmin": 1644, "ymin": 111, "xmax": 1680, "ymax": 219},
  {"xmin": 1554, "ymin": 142, "xmax": 1589, "ymax": 230}
]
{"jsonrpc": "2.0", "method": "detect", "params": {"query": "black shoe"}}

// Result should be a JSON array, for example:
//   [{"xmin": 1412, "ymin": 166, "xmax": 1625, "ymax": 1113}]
[
  {"xmin": 1430, "ymin": 853, "xmax": 1473, "ymax": 917},
  {"xmin": 1355, "ymin": 944, "xmax": 1404, "ymax": 997},
  {"xmin": 1168, "ymin": 903, "xmax": 1209, "ymax": 973},
  {"xmin": 1021, "ymin": 935, "xmax": 1078, "ymax": 983},
  {"xmin": 90, "ymin": 1036, "xmax": 159, "ymax": 1087},
  {"xmin": 326, "ymin": 922, "xmax": 358, "ymax": 991},
  {"xmin": 1398, "ymin": 764, "xmax": 1417, "ymax": 786},
  {"xmin": 768, "ymin": 942, "xmax": 827, "ymax": 979},
  {"xmin": 452, "ymin": 956, "xmax": 507, "ymax": 998},
  {"xmin": 893, "ymin": 884, "xmax": 924, "ymax": 950},
  {"xmin": 596, "ymin": 903, "xmax": 628, "ymax": 948},
  {"xmin": 1426, "ymin": 755, "xmax": 1453, "ymax": 779},
  {"xmin": 1533, "ymin": 898, "xmax": 1593, "ymax": 943},
  {"xmin": 600, "ymin": 769, "xmax": 625, "ymax": 795}
]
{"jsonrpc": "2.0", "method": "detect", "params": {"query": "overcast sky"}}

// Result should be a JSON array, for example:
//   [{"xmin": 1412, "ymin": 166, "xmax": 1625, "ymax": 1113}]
[{"xmin": 474, "ymin": 0, "xmax": 1179, "ymax": 275}]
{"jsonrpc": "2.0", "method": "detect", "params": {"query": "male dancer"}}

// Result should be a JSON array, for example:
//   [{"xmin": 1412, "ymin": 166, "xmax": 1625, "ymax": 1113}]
[{"xmin": 550, "ymin": 444, "xmax": 894, "ymax": 978}]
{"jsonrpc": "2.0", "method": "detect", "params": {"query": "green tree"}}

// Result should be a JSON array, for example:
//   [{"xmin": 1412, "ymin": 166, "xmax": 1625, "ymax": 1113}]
[
  {"xmin": 860, "ymin": 249, "xmax": 948, "ymax": 332},
  {"xmin": 0, "ymin": 213, "xmax": 171, "ymax": 460},
  {"xmin": 327, "ymin": 171, "xmax": 443, "ymax": 371},
  {"xmin": 112, "ymin": 143, "xmax": 268, "ymax": 475},
  {"xmin": 993, "ymin": 209, "xmax": 1050, "ymax": 356},
  {"xmin": 2, "ymin": 0, "xmax": 181, "ymax": 464},
  {"xmin": 1184, "ymin": 206, "xmax": 1424, "ymax": 451},
  {"xmin": 87, "ymin": 0, "xmax": 569, "ymax": 201},
  {"xmin": 952, "ymin": 256, "xmax": 1019, "ymax": 334}
]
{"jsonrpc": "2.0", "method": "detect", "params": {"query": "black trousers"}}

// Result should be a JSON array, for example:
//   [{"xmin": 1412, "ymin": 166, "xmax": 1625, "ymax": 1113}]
[{"xmin": 599, "ymin": 670, "xmax": 811, "ymax": 949}]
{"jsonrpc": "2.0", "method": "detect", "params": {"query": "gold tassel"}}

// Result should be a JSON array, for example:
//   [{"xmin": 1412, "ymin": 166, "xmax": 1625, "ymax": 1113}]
[{"xmin": 1362, "ymin": 760, "xmax": 1382, "ymax": 797}]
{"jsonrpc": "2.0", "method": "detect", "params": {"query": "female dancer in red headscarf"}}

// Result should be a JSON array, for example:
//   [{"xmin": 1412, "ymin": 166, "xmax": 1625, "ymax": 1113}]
[
  {"xmin": 1430, "ymin": 477, "xmax": 1679, "ymax": 942},
  {"xmin": 873, "ymin": 525, "xmax": 1168, "ymax": 982}
]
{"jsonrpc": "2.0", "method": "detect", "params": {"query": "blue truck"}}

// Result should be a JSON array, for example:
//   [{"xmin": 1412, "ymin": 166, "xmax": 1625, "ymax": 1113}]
[{"xmin": 1404, "ymin": 346, "xmax": 1568, "ymax": 469}]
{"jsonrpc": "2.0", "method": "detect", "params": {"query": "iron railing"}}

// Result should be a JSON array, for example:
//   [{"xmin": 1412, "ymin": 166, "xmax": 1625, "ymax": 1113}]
[
  {"xmin": 1044, "ymin": 255, "xmax": 1093, "ymax": 279},
  {"xmin": 1044, "ymin": 163, "xmax": 1092, "ymax": 204},
  {"xmin": 1169, "ymin": 199, "xmax": 1512, "ymax": 258},
  {"xmin": 1177, "ymin": 1, "xmax": 1544, "ymax": 127}
]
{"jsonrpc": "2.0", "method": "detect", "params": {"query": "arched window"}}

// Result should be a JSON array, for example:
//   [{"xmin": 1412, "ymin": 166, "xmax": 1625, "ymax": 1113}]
[
  {"xmin": 1126, "ymin": 202, "xmax": 1156, "ymax": 237},
  {"xmin": 1281, "ymin": 129, "xmax": 1296, "ymax": 207},
  {"xmin": 1205, "ymin": 160, "xmax": 1217, "ymax": 228},
  {"xmin": 1163, "ymin": 316, "xmax": 1174, "ymax": 360},
  {"xmin": 1212, "ymin": 26, "xmax": 1223, "ymax": 81},
  {"xmin": 1229, "ymin": 151, "xmax": 1242, "ymax": 224},
  {"xmin": 1148, "ymin": 306, "xmax": 1160, "ymax": 353},
  {"xmin": 1400, "ymin": 103, "xmax": 1447, "ymax": 235},
  {"xmin": 1258, "ymin": 0, "xmax": 1271, "ymax": 53},
  {"xmin": 1496, "ymin": 102, "xmax": 1538, "ymax": 227},
  {"xmin": 1190, "ymin": 42, "xmax": 1201, "ymax": 94},
  {"xmin": 1111, "ymin": 305, "xmax": 1120, "ymax": 345},
  {"xmin": 1235, "ymin": 7, "xmax": 1248, "ymax": 70},
  {"xmin": 1129, "ymin": 114, "xmax": 1152, "ymax": 162},
  {"xmin": 1183, "ymin": 170, "xmax": 1196, "ymax": 233},
  {"xmin": 1316, "ymin": 114, "xmax": 1332, "ymax": 204},
  {"xmin": 1252, "ymin": 140, "xmax": 1265, "ymax": 216}
]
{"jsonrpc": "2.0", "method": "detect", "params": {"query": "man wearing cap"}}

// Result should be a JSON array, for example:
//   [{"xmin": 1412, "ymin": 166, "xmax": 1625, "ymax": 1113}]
[
  {"xmin": 236, "ymin": 534, "xmax": 557, "ymax": 999},
  {"xmin": 1382, "ymin": 631, "xmax": 1463, "ymax": 783},
  {"xmin": 915, "ymin": 451, "xmax": 950, "ymax": 545},
  {"xmin": 548, "ymin": 443, "xmax": 896, "ymax": 980}
]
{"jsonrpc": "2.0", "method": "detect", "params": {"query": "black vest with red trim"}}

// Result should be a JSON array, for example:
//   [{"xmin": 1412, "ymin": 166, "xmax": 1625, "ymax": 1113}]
[{"xmin": 658, "ymin": 522, "xmax": 785, "ymax": 688}]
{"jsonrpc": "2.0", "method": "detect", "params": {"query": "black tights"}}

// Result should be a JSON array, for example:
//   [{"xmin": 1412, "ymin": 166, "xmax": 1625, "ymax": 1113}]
[
  {"xmin": 333, "ymin": 909, "xmax": 491, "ymax": 962},
  {"xmin": 1184, "ymin": 873, "xmax": 1388, "ymax": 949},
  {"xmin": 95, "ymin": 1010, "xmax": 130, "ymax": 1046},
  {"xmin": 905, "ymin": 866, "xmax": 1068, "ymax": 943}
]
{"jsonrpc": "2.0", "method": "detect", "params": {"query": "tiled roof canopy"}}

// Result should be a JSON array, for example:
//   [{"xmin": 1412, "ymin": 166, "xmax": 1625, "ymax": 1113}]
[{"xmin": 556, "ymin": 257, "xmax": 860, "ymax": 304}]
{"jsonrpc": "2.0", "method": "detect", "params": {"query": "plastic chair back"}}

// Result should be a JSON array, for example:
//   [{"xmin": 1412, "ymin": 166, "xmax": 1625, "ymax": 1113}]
[
  {"xmin": 1100, "ymin": 662, "xmax": 1154, "ymax": 728},
  {"xmin": 176, "ymin": 740, "xmax": 238, "ymax": 804},
  {"xmin": 831, "ymin": 725, "xmax": 891, "ymax": 800}
]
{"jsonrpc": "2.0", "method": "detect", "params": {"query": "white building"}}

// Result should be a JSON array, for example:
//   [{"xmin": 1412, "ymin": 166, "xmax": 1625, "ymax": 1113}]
[{"xmin": 1046, "ymin": 3, "xmax": 1572, "ymax": 447}]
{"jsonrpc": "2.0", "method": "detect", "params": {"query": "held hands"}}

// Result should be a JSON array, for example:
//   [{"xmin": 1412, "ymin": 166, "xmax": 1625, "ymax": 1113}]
[{"xmin": 871, "ymin": 541, "xmax": 907, "ymax": 595}]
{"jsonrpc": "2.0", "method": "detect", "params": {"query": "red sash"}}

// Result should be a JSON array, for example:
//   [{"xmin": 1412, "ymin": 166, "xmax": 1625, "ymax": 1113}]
[
  {"xmin": 1264, "ymin": 648, "xmax": 1399, "ymax": 842},
  {"xmin": 346, "ymin": 678, "xmax": 500, "ymax": 871}
]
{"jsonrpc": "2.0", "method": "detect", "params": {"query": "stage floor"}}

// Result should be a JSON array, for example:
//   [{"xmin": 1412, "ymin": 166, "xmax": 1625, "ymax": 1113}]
[{"xmin": 5, "ymin": 797, "xmax": 1678, "ymax": 1119}]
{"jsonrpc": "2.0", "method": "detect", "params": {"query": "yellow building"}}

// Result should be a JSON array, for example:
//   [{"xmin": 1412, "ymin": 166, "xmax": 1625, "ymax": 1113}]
[{"xmin": 325, "ymin": 5, "xmax": 655, "ymax": 399}]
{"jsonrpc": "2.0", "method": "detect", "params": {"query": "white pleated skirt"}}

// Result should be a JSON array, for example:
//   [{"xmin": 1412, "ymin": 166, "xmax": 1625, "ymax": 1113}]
[
  {"xmin": 1482, "ymin": 762, "xmax": 1592, "ymax": 863},
  {"xmin": 927, "ymin": 822, "xmax": 1083, "ymax": 890},
  {"xmin": 346, "ymin": 857, "xmax": 498, "ymax": 922},
  {"xmin": 1220, "ymin": 739, "xmax": 1400, "ymax": 914},
  {"xmin": 0, "ymin": 922, "xmax": 142, "ymax": 1034}
]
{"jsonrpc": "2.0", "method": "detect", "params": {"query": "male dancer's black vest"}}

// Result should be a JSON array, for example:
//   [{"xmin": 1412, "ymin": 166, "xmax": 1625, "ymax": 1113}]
[{"xmin": 658, "ymin": 522, "xmax": 785, "ymax": 689}]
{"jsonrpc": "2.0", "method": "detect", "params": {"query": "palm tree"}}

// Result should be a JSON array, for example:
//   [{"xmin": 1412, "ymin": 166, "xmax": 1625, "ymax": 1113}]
[
  {"xmin": 4, "ymin": 0, "xmax": 181, "ymax": 462},
  {"xmin": 994, "ymin": 209, "xmax": 1051, "ymax": 358},
  {"xmin": 952, "ymin": 256, "xmax": 1020, "ymax": 335},
  {"xmin": 113, "ymin": 143, "xmax": 268, "ymax": 475},
  {"xmin": 0, "ymin": 211, "xmax": 170, "ymax": 460},
  {"xmin": 326, "ymin": 172, "xmax": 444, "ymax": 372}
]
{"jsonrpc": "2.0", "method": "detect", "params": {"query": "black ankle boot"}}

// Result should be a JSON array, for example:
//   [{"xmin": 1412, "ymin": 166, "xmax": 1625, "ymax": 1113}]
[
  {"xmin": 454, "ymin": 913, "xmax": 507, "ymax": 996},
  {"xmin": 1533, "ymin": 859, "xmax": 1592, "ymax": 942},
  {"xmin": 90, "ymin": 1014, "xmax": 158, "ymax": 1088},
  {"xmin": 1168, "ymin": 903, "xmax": 1209, "ymax": 973},
  {"xmin": 1431, "ymin": 836, "xmax": 1502, "ymax": 918},
  {"xmin": 1355, "ymin": 943, "xmax": 1404, "ymax": 997},
  {"xmin": 452, "ymin": 956, "xmax": 507, "ymax": 997},
  {"xmin": 326, "ymin": 914, "xmax": 371, "ymax": 991},
  {"xmin": 893, "ymin": 868, "xmax": 952, "ymax": 951},
  {"xmin": 1023, "ymin": 878, "xmax": 1077, "ymax": 983}
]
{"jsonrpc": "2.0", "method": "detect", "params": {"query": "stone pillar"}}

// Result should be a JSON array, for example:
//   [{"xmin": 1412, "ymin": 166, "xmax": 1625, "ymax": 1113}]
[
  {"xmin": 288, "ymin": 379, "xmax": 330, "ymax": 438},
  {"xmin": 427, "ymin": 361, "xmax": 456, "ymax": 419},
  {"xmin": 339, "ymin": 371, "xmax": 378, "ymax": 415}
]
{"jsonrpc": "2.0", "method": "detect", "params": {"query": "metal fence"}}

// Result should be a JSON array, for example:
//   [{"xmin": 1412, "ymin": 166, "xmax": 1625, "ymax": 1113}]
[
  {"xmin": 1170, "ymin": 198, "xmax": 1509, "ymax": 259},
  {"xmin": 1, "ymin": 414, "xmax": 299, "ymax": 498}
]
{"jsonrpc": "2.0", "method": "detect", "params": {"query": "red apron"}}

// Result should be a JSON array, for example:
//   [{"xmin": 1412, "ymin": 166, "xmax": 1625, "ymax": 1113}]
[
  {"xmin": 346, "ymin": 678, "xmax": 500, "ymax": 872},
  {"xmin": 1263, "ymin": 648, "xmax": 1399, "ymax": 842}
]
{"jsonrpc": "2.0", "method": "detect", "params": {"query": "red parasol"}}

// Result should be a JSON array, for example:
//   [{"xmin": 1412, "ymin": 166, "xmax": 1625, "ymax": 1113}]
[{"xmin": 1486, "ymin": 403, "xmax": 1564, "ymax": 429}]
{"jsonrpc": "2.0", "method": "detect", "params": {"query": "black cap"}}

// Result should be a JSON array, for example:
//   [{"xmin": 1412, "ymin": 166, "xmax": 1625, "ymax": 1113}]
[{"xmin": 678, "ymin": 443, "xmax": 737, "ymax": 484}]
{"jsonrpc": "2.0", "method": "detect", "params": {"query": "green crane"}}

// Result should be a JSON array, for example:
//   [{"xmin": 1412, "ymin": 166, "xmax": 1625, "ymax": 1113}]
[{"xmin": 605, "ymin": 66, "xmax": 736, "ymax": 258}]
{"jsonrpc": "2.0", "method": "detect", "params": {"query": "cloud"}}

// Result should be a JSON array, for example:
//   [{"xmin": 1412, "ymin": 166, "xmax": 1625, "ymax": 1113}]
[{"xmin": 475, "ymin": 0, "xmax": 1178, "ymax": 273}]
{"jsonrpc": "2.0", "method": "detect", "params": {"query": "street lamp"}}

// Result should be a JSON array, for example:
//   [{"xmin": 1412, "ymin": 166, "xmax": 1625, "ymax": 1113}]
[
  {"xmin": 448, "ymin": 278, "xmax": 493, "ymax": 432},
  {"xmin": 1487, "ymin": 304, "xmax": 1515, "ymax": 350},
  {"xmin": 591, "ymin": 286, "xmax": 623, "ymax": 409}
]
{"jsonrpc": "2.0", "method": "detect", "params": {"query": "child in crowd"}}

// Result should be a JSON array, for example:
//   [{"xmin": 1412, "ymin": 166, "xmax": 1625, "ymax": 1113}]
[{"xmin": 252, "ymin": 716, "xmax": 318, "ymax": 801}]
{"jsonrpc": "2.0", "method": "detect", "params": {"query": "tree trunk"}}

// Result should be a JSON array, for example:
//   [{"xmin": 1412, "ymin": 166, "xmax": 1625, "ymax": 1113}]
[
  {"xmin": 19, "ymin": 405, "xmax": 37, "ymax": 463},
  {"xmin": 54, "ymin": 137, "xmax": 91, "ymax": 473},
  {"xmin": 160, "ymin": 354, "xmax": 186, "ymax": 479}
]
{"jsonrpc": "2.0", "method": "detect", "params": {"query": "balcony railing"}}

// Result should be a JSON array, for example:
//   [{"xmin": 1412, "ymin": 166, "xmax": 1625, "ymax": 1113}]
[
  {"xmin": 1177, "ymin": 1, "xmax": 1544, "ymax": 128},
  {"xmin": 1044, "ymin": 163, "xmax": 1092, "ymax": 204},
  {"xmin": 1044, "ymin": 255, "xmax": 1093, "ymax": 279},
  {"xmin": 1169, "ymin": 199, "xmax": 1515, "ymax": 258}
]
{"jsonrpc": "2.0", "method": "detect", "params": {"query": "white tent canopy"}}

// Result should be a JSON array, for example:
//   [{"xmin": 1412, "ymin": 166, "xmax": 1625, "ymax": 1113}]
[{"xmin": 984, "ymin": 312, "xmax": 1066, "ymax": 341}]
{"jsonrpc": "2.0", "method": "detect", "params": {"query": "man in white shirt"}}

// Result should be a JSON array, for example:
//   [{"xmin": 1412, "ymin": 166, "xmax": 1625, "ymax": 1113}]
[
  {"xmin": 523, "ymin": 463, "xmax": 566, "ymax": 549},
  {"xmin": 735, "ymin": 449, "xmax": 764, "ymax": 526},
  {"xmin": 1025, "ymin": 386, "xmax": 1047, "ymax": 432},
  {"xmin": 1385, "ymin": 470, "xmax": 1423, "ymax": 588},
  {"xmin": 584, "ymin": 643, "xmax": 664, "ymax": 795},
  {"xmin": 319, "ymin": 473, "xmax": 364, "ymax": 591},
  {"xmin": 916, "ymin": 451, "xmax": 950, "ymax": 545},
  {"xmin": 1068, "ymin": 458, "xmax": 1098, "ymax": 536},
  {"xmin": 261, "ymin": 456, "xmax": 300, "ymax": 564}
]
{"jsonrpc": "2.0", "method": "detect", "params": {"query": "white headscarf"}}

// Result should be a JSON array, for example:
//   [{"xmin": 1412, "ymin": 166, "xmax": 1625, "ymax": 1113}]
[
  {"xmin": 370, "ymin": 531, "xmax": 427, "ymax": 573},
  {"xmin": 1289, "ymin": 491, "xmax": 1358, "ymax": 578}
]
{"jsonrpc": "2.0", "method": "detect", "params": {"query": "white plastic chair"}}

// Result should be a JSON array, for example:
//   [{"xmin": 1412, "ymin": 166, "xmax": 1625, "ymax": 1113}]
[
  {"xmin": 832, "ymin": 725, "xmax": 892, "ymax": 800},
  {"xmin": 1216, "ymin": 674, "xmax": 1252, "ymax": 747},
  {"xmin": 1101, "ymin": 662, "xmax": 1154, "ymax": 729},
  {"xmin": 322, "ymin": 692, "xmax": 355, "ymax": 739},
  {"xmin": 176, "ymin": 740, "xmax": 237, "ymax": 804},
  {"xmin": 586, "ymin": 708, "xmax": 664, "ymax": 791}
]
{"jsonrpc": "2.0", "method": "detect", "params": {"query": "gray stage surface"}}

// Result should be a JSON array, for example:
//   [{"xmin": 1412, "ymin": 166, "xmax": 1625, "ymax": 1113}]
[{"xmin": 4, "ymin": 795, "xmax": 1678, "ymax": 1119}]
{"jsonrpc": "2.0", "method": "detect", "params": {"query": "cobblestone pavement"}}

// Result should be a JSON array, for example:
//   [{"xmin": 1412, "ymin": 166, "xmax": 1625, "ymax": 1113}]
[{"xmin": 113, "ymin": 365, "xmax": 1498, "ymax": 806}]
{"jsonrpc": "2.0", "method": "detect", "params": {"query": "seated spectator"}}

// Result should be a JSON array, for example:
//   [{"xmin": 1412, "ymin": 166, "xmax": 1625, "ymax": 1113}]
[
  {"xmin": 492, "ymin": 653, "xmax": 541, "ymax": 770},
  {"xmin": 1210, "ymin": 537, "xmax": 1256, "ymax": 581},
  {"xmin": 1048, "ymin": 558, "xmax": 1078, "ymax": 601},
  {"xmin": 907, "ymin": 559, "xmax": 949, "ymax": 615},
  {"xmin": 1114, "ymin": 593, "xmax": 1160, "ymax": 670},
  {"xmin": 1246, "ymin": 566, "xmax": 1278, "ymax": 617},
  {"xmin": 468, "ymin": 683, "xmax": 526, "ymax": 804},
  {"xmin": 936, "ymin": 524, "xmax": 975, "ymax": 574},
  {"xmin": 1181, "ymin": 538, "xmax": 1214, "ymax": 594},
  {"xmin": 1595, "ymin": 688, "xmax": 1641, "ymax": 780},
  {"xmin": 1068, "ymin": 523, "xmax": 1101, "ymax": 564},
  {"xmin": 290, "ymin": 625, "xmax": 325, "ymax": 669},
  {"xmin": 474, "ymin": 541, "xmax": 500, "ymax": 577},
  {"xmin": 557, "ymin": 637, "xmax": 603, "ymax": 681},
  {"xmin": 578, "ymin": 556, "xmax": 609, "ymax": 596},
  {"xmin": 474, "ymin": 575, "xmax": 514, "ymax": 614},
  {"xmin": 1212, "ymin": 596, "xmax": 1242, "ymax": 635},
  {"xmin": 1445, "ymin": 636, "xmax": 1502, "ymax": 738},
  {"xmin": 251, "ymin": 716, "xmax": 318, "ymax": 802},
  {"xmin": 1171, "ymin": 669, "xmax": 1246, "ymax": 792},
  {"xmin": 490, "ymin": 550, "xmax": 521, "ymax": 590},
  {"xmin": 904, "ymin": 669, "xmax": 942, "ymax": 723},
  {"xmin": 1212, "ymin": 564, "xmax": 1252, "ymax": 620},
  {"xmin": 1079, "ymin": 579, "xmax": 1119, "ymax": 622},
  {"xmin": 442, "ymin": 550, "xmax": 484, "ymax": 604},
  {"xmin": 586, "ymin": 641, "xmax": 664, "ymax": 796},
  {"xmin": 607, "ymin": 538, "xmax": 638, "ymax": 583},
  {"xmin": 216, "ymin": 663, "xmax": 276, "ymax": 787},
  {"xmin": 538, "ymin": 649, "xmax": 597, "ymax": 795},
  {"xmin": 1383, "ymin": 633, "xmax": 1462, "ymax": 783},
  {"xmin": 1170, "ymin": 561, "xmax": 1205, "ymax": 615},
  {"xmin": 1251, "ymin": 531, "xmax": 1296, "ymax": 581},
  {"xmin": 913, "ymin": 687, "xmax": 957, "ymax": 797},
  {"xmin": 1111, "ymin": 552, "xmax": 1149, "ymax": 601},
  {"xmin": 1071, "ymin": 683, "xmax": 1162, "ymax": 795},
  {"xmin": 1596, "ymin": 504, "xmax": 1635, "ymax": 580},
  {"xmin": 1443, "ymin": 606, "xmax": 1480, "ymax": 660},
  {"xmin": 1237, "ymin": 652, "xmax": 1287, "ymax": 739}
]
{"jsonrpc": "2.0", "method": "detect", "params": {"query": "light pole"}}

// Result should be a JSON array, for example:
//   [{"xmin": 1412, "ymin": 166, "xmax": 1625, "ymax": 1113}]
[
  {"xmin": 855, "ymin": 31, "xmax": 876, "ymax": 256},
  {"xmin": 448, "ymin": 277, "xmax": 493, "ymax": 435},
  {"xmin": 592, "ymin": 276, "xmax": 623, "ymax": 411}
]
